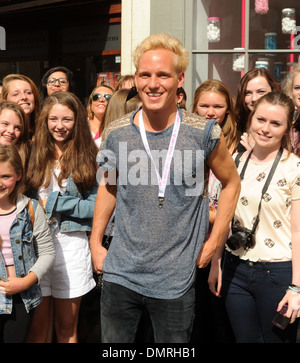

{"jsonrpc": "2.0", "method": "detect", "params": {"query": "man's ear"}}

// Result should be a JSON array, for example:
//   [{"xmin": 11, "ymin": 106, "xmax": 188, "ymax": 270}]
[{"xmin": 178, "ymin": 72, "xmax": 185, "ymax": 88}]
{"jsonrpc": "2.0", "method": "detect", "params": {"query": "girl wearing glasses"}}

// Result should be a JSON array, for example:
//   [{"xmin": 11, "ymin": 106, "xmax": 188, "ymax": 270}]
[
  {"xmin": 86, "ymin": 83, "xmax": 114, "ymax": 148},
  {"xmin": 25, "ymin": 91, "xmax": 98, "ymax": 342},
  {"xmin": 39, "ymin": 66, "xmax": 74, "ymax": 106}
]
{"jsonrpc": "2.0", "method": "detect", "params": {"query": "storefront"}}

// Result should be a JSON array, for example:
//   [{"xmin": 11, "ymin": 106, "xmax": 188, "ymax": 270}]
[
  {"xmin": 1, "ymin": 0, "xmax": 299, "ymax": 107},
  {"xmin": 0, "ymin": 0, "xmax": 121, "ymax": 103},
  {"xmin": 137, "ymin": 0, "xmax": 300, "ymax": 108},
  {"xmin": 191, "ymin": 0, "xmax": 300, "ymax": 96}
]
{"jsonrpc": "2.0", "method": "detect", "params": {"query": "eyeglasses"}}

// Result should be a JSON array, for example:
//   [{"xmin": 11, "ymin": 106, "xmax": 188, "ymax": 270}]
[
  {"xmin": 92, "ymin": 93, "xmax": 112, "ymax": 102},
  {"xmin": 47, "ymin": 77, "xmax": 69, "ymax": 86}
]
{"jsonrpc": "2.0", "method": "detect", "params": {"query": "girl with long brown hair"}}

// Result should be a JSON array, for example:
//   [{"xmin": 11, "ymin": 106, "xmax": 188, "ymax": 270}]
[
  {"xmin": 26, "ymin": 91, "xmax": 98, "ymax": 343},
  {"xmin": 235, "ymin": 68, "xmax": 279, "ymax": 134}
]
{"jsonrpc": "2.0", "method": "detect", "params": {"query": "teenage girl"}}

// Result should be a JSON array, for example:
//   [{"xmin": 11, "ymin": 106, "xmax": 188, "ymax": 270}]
[
  {"xmin": 235, "ymin": 68, "xmax": 279, "ymax": 151},
  {"xmin": 0, "ymin": 145, "xmax": 54, "ymax": 343},
  {"xmin": 209, "ymin": 92, "xmax": 300, "ymax": 343},
  {"xmin": 25, "ymin": 91, "xmax": 99, "ymax": 343},
  {"xmin": 86, "ymin": 83, "xmax": 114, "ymax": 148},
  {"xmin": 0, "ymin": 101, "xmax": 30, "ymax": 170},
  {"xmin": 190, "ymin": 79, "xmax": 238, "ymax": 343},
  {"xmin": 0, "ymin": 74, "xmax": 41, "ymax": 142},
  {"xmin": 192, "ymin": 79, "xmax": 239, "ymax": 224}
]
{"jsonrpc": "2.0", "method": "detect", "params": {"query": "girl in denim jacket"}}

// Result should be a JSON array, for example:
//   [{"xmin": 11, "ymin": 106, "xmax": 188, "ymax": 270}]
[
  {"xmin": 25, "ymin": 92, "xmax": 99, "ymax": 343},
  {"xmin": 0, "ymin": 145, "xmax": 55, "ymax": 343}
]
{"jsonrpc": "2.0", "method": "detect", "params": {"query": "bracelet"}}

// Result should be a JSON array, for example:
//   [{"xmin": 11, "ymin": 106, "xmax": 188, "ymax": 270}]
[
  {"xmin": 290, "ymin": 283, "xmax": 300, "ymax": 289},
  {"xmin": 288, "ymin": 284, "xmax": 300, "ymax": 293}
]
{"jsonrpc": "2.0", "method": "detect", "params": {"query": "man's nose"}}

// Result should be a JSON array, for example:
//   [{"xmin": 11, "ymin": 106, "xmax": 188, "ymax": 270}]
[{"xmin": 149, "ymin": 75, "xmax": 159, "ymax": 88}]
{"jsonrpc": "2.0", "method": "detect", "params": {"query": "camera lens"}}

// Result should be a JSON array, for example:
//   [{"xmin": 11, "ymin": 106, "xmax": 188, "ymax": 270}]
[{"xmin": 227, "ymin": 233, "xmax": 242, "ymax": 250}]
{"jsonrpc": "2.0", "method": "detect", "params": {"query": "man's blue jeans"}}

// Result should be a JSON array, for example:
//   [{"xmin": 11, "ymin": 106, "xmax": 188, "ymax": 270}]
[
  {"xmin": 222, "ymin": 251, "xmax": 298, "ymax": 343},
  {"xmin": 100, "ymin": 281, "xmax": 195, "ymax": 343}
]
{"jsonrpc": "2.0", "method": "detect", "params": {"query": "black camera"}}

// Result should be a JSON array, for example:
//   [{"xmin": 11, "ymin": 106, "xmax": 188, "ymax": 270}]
[{"xmin": 226, "ymin": 225, "xmax": 255, "ymax": 250}]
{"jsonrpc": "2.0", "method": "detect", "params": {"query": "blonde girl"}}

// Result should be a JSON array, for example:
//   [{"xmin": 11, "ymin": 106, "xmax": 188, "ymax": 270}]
[
  {"xmin": 86, "ymin": 83, "xmax": 114, "ymax": 148},
  {"xmin": 282, "ymin": 64, "xmax": 300, "ymax": 156}
]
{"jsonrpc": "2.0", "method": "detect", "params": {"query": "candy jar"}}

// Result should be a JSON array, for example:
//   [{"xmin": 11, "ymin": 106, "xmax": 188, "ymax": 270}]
[
  {"xmin": 265, "ymin": 33, "xmax": 277, "ymax": 50},
  {"xmin": 207, "ymin": 17, "xmax": 220, "ymax": 43},
  {"xmin": 232, "ymin": 48, "xmax": 245, "ymax": 72},
  {"xmin": 255, "ymin": 0, "xmax": 269, "ymax": 14},
  {"xmin": 282, "ymin": 8, "xmax": 296, "ymax": 34},
  {"xmin": 255, "ymin": 60, "xmax": 268, "ymax": 70},
  {"xmin": 273, "ymin": 62, "xmax": 283, "ymax": 80}
]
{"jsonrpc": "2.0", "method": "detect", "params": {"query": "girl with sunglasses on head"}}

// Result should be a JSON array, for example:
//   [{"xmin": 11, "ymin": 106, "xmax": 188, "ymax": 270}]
[
  {"xmin": 86, "ymin": 83, "xmax": 114, "ymax": 148},
  {"xmin": 39, "ymin": 66, "xmax": 74, "ymax": 106},
  {"xmin": 25, "ymin": 91, "xmax": 98, "ymax": 343}
]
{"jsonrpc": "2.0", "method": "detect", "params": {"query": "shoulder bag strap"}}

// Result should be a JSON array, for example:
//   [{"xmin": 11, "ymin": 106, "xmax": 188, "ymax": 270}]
[
  {"xmin": 232, "ymin": 148, "xmax": 283, "ymax": 234},
  {"xmin": 28, "ymin": 199, "xmax": 35, "ymax": 227},
  {"xmin": 234, "ymin": 151, "xmax": 244, "ymax": 168},
  {"xmin": 250, "ymin": 148, "xmax": 283, "ymax": 233}
]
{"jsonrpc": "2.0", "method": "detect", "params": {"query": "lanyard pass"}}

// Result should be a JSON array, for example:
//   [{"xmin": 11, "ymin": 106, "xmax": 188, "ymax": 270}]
[
  {"xmin": 139, "ymin": 109, "xmax": 181, "ymax": 208},
  {"xmin": 158, "ymin": 196, "xmax": 165, "ymax": 208}
]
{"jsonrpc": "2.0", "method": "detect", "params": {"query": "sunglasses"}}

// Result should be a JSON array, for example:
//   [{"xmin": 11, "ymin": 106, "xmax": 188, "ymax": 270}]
[{"xmin": 92, "ymin": 93, "xmax": 112, "ymax": 102}]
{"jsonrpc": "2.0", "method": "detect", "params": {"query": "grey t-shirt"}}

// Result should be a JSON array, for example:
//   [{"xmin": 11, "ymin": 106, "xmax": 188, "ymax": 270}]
[{"xmin": 99, "ymin": 107, "xmax": 221, "ymax": 299}]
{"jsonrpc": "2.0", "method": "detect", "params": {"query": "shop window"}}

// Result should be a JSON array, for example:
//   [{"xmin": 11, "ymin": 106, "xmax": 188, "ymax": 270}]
[{"xmin": 192, "ymin": 0, "xmax": 300, "ymax": 95}]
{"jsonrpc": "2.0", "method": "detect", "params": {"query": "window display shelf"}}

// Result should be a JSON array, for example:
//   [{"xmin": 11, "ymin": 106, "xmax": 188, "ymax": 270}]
[{"xmin": 192, "ymin": 0, "xmax": 300, "ymax": 94}]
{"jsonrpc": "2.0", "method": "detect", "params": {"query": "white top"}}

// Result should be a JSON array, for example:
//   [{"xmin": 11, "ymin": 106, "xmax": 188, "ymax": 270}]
[
  {"xmin": 227, "ymin": 152, "xmax": 300, "ymax": 261},
  {"xmin": 37, "ymin": 168, "xmax": 94, "ymax": 298},
  {"xmin": 38, "ymin": 168, "xmax": 87, "ymax": 243}
]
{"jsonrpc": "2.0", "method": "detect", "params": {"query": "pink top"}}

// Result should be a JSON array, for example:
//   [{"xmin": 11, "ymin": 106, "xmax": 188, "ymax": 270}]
[{"xmin": 0, "ymin": 208, "xmax": 17, "ymax": 266}]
